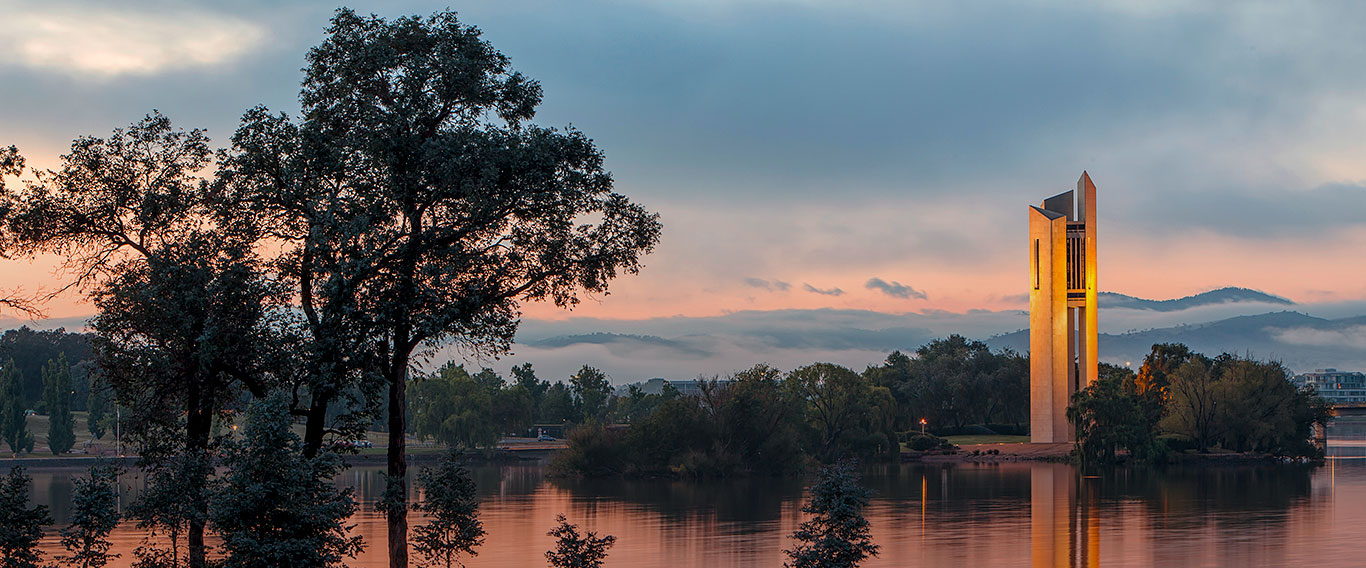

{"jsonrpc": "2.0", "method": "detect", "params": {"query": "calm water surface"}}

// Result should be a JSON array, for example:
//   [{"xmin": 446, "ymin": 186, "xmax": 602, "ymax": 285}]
[{"xmin": 23, "ymin": 445, "xmax": 1366, "ymax": 567}]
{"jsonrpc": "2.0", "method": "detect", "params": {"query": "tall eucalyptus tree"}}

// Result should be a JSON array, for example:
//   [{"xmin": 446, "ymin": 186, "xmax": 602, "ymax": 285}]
[{"xmin": 221, "ymin": 9, "xmax": 661, "ymax": 567}]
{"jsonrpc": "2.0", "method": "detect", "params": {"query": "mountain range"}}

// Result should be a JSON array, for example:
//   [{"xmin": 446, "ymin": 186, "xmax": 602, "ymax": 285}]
[
  {"xmin": 986, "ymin": 311, "xmax": 1366, "ymax": 372},
  {"xmin": 1098, "ymin": 287, "xmax": 1292, "ymax": 311}
]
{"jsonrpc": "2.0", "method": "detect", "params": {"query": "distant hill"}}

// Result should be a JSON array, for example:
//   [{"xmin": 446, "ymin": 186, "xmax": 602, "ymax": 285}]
[
  {"xmin": 987, "ymin": 311, "xmax": 1366, "ymax": 372},
  {"xmin": 1100, "ymin": 287, "xmax": 1292, "ymax": 312}
]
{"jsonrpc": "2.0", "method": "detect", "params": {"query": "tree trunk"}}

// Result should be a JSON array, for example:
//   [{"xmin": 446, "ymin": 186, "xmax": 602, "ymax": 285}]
[
  {"xmin": 386, "ymin": 365, "xmax": 409, "ymax": 568},
  {"xmin": 302, "ymin": 389, "xmax": 334, "ymax": 459},
  {"xmin": 185, "ymin": 382, "xmax": 215, "ymax": 568}
]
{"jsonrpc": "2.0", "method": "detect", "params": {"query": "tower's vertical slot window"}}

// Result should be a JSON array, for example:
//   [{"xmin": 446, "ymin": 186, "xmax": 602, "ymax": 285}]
[{"xmin": 1034, "ymin": 239, "xmax": 1040, "ymax": 290}]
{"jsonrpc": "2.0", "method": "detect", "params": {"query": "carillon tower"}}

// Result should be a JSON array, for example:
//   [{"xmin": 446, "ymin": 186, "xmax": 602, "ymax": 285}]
[{"xmin": 1028, "ymin": 172, "xmax": 1098, "ymax": 443}]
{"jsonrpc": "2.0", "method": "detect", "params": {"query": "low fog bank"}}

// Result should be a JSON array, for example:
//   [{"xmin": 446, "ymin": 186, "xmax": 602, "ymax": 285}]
[{"xmin": 14, "ymin": 296, "xmax": 1366, "ymax": 385}]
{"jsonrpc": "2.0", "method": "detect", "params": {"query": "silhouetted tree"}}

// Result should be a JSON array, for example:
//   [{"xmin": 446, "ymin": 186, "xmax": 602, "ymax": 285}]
[
  {"xmin": 0, "ymin": 466, "xmax": 51, "ymax": 568},
  {"xmin": 784, "ymin": 460, "xmax": 878, "ymax": 568},
  {"xmin": 57, "ymin": 462, "xmax": 121, "ymax": 568},
  {"xmin": 413, "ymin": 456, "xmax": 485, "ymax": 568},
  {"xmin": 0, "ymin": 358, "xmax": 32, "ymax": 456},
  {"xmin": 42, "ymin": 353, "xmax": 75, "ymax": 454},
  {"xmin": 221, "ymin": 10, "xmax": 660, "ymax": 566},
  {"xmin": 6, "ymin": 114, "xmax": 277, "ymax": 567},
  {"xmin": 570, "ymin": 366, "xmax": 613, "ymax": 422},
  {"xmin": 545, "ymin": 515, "xmax": 614, "ymax": 568},
  {"xmin": 539, "ymin": 383, "xmax": 576, "ymax": 424},
  {"xmin": 87, "ymin": 375, "xmax": 110, "ymax": 440},
  {"xmin": 0, "ymin": 327, "xmax": 93, "ymax": 409},
  {"xmin": 128, "ymin": 452, "xmax": 211, "ymax": 568},
  {"xmin": 209, "ymin": 393, "xmax": 362, "ymax": 568},
  {"xmin": 513, "ymin": 363, "xmax": 549, "ymax": 413}
]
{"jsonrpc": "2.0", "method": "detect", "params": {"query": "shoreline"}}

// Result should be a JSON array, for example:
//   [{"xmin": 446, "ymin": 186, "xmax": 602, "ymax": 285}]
[
  {"xmin": 1, "ymin": 450, "xmax": 548, "ymax": 471},
  {"xmin": 905, "ymin": 442, "xmax": 1319, "ymax": 465},
  {"xmin": 2, "ymin": 443, "xmax": 1315, "ymax": 472}
]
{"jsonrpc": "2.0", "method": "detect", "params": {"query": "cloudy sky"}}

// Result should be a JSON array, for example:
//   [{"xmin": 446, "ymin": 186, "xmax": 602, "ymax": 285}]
[{"xmin": 3, "ymin": 1, "xmax": 1366, "ymax": 379}]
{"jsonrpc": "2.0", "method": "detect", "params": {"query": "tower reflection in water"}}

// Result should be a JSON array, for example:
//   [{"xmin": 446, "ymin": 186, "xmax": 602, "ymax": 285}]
[{"xmin": 1032, "ymin": 464, "xmax": 1098, "ymax": 568}]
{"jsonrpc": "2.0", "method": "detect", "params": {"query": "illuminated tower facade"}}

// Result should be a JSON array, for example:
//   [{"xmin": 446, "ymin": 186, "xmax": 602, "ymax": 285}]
[{"xmin": 1028, "ymin": 172, "xmax": 1098, "ymax": 443}]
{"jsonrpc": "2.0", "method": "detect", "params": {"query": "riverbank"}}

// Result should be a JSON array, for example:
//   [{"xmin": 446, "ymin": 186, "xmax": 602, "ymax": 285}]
[
  {"xmin": 907, "ymin": 442, "xmax": 1073, "ymax": 463},
  {"xmin": 1, "ymin": 450, "xmax": 551, "ymax": 471},
  {"xmin": 904, "ymin": 442, "xmax": 1313, "ymax": 465}
]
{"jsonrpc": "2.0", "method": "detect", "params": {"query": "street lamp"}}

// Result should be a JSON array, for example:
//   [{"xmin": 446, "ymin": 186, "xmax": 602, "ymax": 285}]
[{"xmin": 920, "ymin": 418, "xmax": 927, "ymax": 435}]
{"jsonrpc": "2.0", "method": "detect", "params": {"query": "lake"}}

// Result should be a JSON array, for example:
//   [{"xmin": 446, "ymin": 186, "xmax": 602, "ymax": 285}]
[{"xmin": 21, "ymin": 446, "xmax": 1366, "ymax": 567}]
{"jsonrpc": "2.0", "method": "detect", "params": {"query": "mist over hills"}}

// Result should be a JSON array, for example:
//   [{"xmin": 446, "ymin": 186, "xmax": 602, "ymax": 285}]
[
  {"xmin": 986, "ymin": 311, "xmax": 1366, "ymax": 372},
  {"xmin": 1098, "ymin": 287, "xmax": 1292, "ymax": 311},
  {"xmin": 8, "ymin": 287, "xmax": 1363, "ymax": 383},
  {"xmin": 502, "ymin": 288, "xmax": 1364, "ymax": 381}
]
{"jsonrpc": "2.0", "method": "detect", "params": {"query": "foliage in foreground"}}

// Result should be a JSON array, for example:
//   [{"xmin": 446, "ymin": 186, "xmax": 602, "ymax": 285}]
[
  {"xmin": 57, "ymin": 462, "xmax": 122, "ymax": 568},
  {"xmin": 219, "ymin": 9, "xmax": 663, "ymax": 567},
  {"xmin": 414, "ymin": 455, "xmax": 486, "ymax": 568},
  {"xmin": 0, "ymin": 466, "xmax": 52, "ymax": 568},
  {"xmin": 127, "ymin": 452, "xmax": 211, "ymax": 568},
  {"xmin": 545, "ymin": 515, "xmax": 615, "ymax": 568},
  {"xmin": 209, "ymin": 393, "xmax": 363, "ymax": 568},
  {"xmin": 784, "ymin": 460, "xmax": 879, "ymax": 568}
]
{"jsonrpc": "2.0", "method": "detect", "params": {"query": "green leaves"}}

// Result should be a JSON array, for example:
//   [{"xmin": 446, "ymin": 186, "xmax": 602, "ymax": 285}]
[
  {"xmin": 209, "ymin": 393, "xmax": 363, "ymax": 568},
  {"xmin": 58, "ymin": 462, "xmax": 121, "ymax": 568},
  {"xmin": 1068, "ymin": 364, "xmax": 1163, "ymax": 464},
  {"xmin": 0, "ymin": 466, "xmax": 52, "ymax": 568},
  {"xmin": 413, "ymin": 455, "xmax": 485, "ymax": 568},
  {"xmin": 0, "ymin": 358, "xmax": 32, "ymax": 456},
  {"xmin": 42, "ymin": 353, "xmax": 75, "ymax": 454},
  {"xmin": 1073, "ymin": 345, "xmax": 1332, "ymax": 462},
  {"xmin": 784, "ymin": 461, "xmax": 878, "ymax": 568},
  {"xmin": 545, "ymin": 514, "xmax": 615, "ymax": 568}
]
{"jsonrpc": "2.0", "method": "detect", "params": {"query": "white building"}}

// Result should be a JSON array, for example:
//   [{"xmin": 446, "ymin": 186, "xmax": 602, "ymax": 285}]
[{"xmin": 1293, "ymin": 369, "xmax": 1366, "ymax": 404}]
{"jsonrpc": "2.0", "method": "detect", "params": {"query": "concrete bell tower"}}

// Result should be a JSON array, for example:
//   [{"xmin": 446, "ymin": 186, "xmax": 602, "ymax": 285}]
[{"xmin": 1028, "ymin": 172, "xmax": 1098, "ymax": 443}]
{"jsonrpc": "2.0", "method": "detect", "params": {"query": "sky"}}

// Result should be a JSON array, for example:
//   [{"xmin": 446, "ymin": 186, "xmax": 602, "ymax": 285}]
[{"xmin": 3, "ymin": 1, "xmax": 1366, "ymax": 379}]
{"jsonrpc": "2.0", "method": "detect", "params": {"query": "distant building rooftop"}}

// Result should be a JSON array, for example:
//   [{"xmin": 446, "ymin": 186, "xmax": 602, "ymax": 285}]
[{"xmin": 638, "ymin": 377, "xmax": 732, "ymax": 397}]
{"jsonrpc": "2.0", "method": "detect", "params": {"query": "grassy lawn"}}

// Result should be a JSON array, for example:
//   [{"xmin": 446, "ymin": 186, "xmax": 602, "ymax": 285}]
[{"xmin": 943, "ymin": 434, "xmax": 1032, "ymax": 445}]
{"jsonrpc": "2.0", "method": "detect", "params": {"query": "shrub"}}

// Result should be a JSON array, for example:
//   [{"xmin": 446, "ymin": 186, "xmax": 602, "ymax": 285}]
[
  {"xmin": 413, "ymin": 455, "xmax": 485, "ymax": 568},
  {"xmin": 784, "ymin": 460, "xmax": 878, "ymax": 568},
  {"xmin": 57, "ymin": 462, "xmax": 121, "ymax": 568},
  {"xmin": 1156, "ymin": 433, "xmax": 1197, "ymax": 453},
  {"xmin": 548, "ymin": 422, "xmax": 626, "ymax": 478},
  {"xmin": 906, "ymin": 434, "xmax": 942, "ymax": 452},
  {"xmin": 0, "ymin": 466, "xmax": 52, "ymax": 568},
  {"xmin": 546, "ymin": 515, "xmax": 615, "ymax": 568}
]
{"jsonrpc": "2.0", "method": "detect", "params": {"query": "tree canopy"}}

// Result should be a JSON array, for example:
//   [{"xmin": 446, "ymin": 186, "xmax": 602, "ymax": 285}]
[{"xmin": 220, "ymin": 9, "xmax": 661, "ymax": 567}]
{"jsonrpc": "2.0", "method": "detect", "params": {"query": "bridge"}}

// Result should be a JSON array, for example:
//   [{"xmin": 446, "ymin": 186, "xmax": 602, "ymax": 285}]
[{"xmin": 1333, "ymin": 404, "xmax": 1366, "ymax": 416}]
